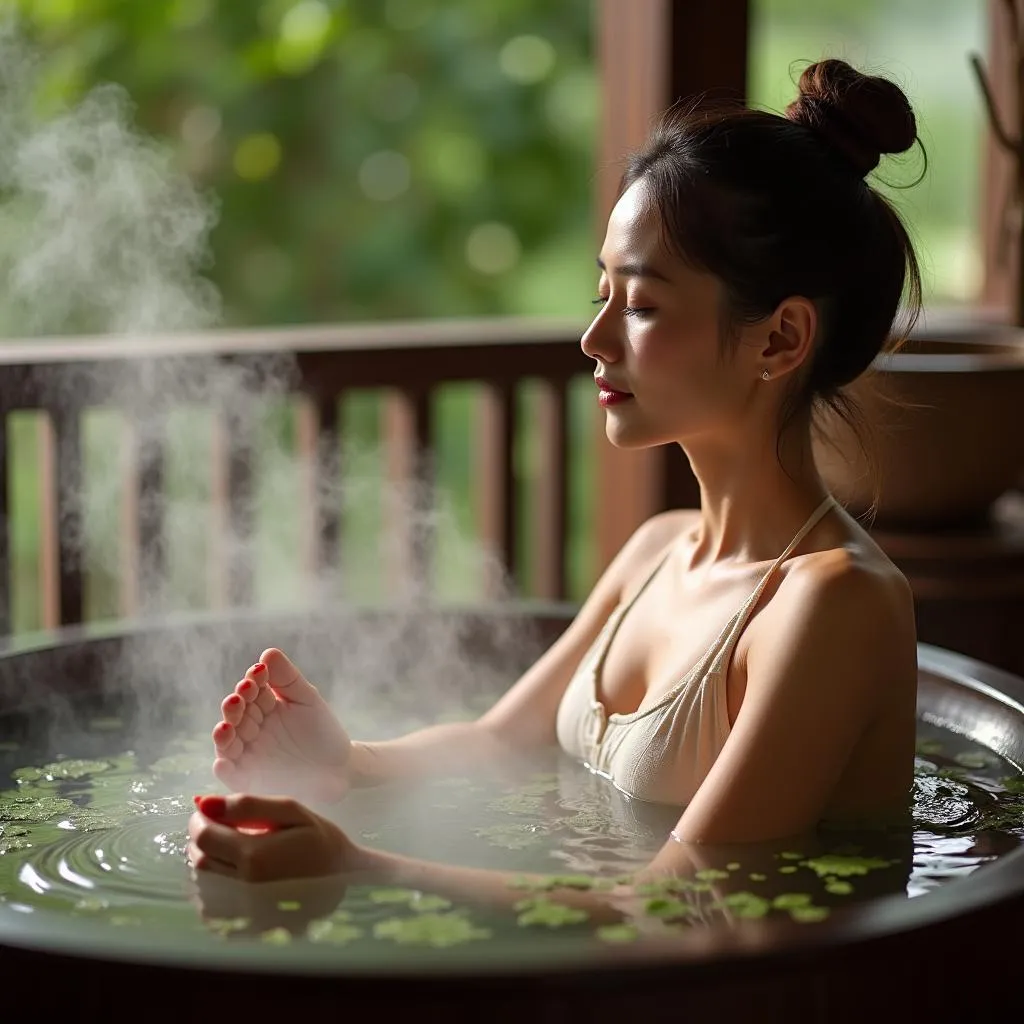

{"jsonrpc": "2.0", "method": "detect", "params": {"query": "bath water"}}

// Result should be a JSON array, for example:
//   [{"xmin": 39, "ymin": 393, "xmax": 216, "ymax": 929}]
[{"xmin": 0, "ymin": 709, "xmax": 1022, "ymax": 967}]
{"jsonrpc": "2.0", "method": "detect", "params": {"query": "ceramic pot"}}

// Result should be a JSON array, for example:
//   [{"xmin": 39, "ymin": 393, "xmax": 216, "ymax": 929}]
[{"xmin": 813, "ymin": 322, "xmax": 1024, "ymax": 529}]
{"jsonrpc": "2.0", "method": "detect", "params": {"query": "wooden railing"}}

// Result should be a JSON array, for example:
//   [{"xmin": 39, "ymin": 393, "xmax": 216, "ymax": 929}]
[{"xmin": 0, "ymin": 318, "xmax": 599, "ymax": 635}]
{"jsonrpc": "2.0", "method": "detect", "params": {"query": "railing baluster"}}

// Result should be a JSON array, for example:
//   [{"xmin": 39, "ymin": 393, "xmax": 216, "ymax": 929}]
[
  {"xmin": 50, "ymin": 409, "xmax": 84, "ymax": 626},
  {"xmin": 136, "ymin": 415, "xmax": 166, "ymax": 615},
  {"xmin": 227, "ymin": 407, "xmax": 256, "ymax": 607},
  {"xmin": 476, "ymin": 381, "xmax": 517, "ymax": 596},
  {"xmin": 0, "ymin": 413, "xmax": 9, "ymax": 636},
  {"xmin": 120, "ymin": 413, "xmax": 167, "ymax": 618},
  {"xmin": 531, "ymin": 377, "xmax": 569, "ymax": 601},
  {"xmin": 38, "ymin": 417, "xmax": 59, "ymax": 629},
  {"xmin": 315, "ymin": 394, "xmax": 342, "ymax": 585},
  {"xmin": 383, "ymin": 388, "xmax": 434, "ymax": 597}
]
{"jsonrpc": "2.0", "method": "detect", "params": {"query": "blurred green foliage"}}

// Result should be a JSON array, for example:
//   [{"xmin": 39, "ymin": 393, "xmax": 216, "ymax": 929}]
[
  {"xmin": 750, "ymin": 0, "xmax": 987, "ymax": 303},
  {"xmin": 10, "ymin": 0, "xmax": 597, "ymax": 326}
]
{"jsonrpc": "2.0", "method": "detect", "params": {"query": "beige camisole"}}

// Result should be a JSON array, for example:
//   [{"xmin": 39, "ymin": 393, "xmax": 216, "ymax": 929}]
[{"xmin": 555, "ymin": 496, "xmax": 837, "ymax": 806}]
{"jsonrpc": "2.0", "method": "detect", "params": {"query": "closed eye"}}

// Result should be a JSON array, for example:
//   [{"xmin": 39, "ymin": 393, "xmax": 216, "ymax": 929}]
[{"xmin": 592, "ymin": 297, "xmax": 654, "ymax": 319}]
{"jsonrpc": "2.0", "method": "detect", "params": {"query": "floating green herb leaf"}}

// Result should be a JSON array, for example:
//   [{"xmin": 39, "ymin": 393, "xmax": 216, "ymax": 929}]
[
  {"xmin": 643, "ymin": 896, "xmax": 694, "ymax": 921},
  {"xmin": 789, "ymin": 905, "xmax": 830, "ymax": 923},
  {"xmin": 778, "ymin": 866, "xmax": 798, "ymax": 874},
  {"xmin": 694, "ymin": 868, "xmax": 729, "ymax": 881},
  {"xmin": 633, "ymin": 878, "xmax": 691, "ymax": 897},
  {"xmin": 772, "ymin": 893, "xmax": 812, "ymax": 910},
  {"xmin": 368, "ymin": 888, "xmax": 420, "ymax": 905},
  {"xmin": 825, "ymin": 879, "xmax": 854, "ymax": 895},
  {"xmin": 800, "ymin": 854, "xmax": 893, "ymax": 878},
  {"xmin": 276, "ymin": 901, "xmax": 301, "ymax": 911},
  {"xmin": 515, "ymin": 898, "xmax": 589, "ymax": 928},
  {"xmin": 374, "ymin": 913, "xmax": 492, "ymax": 947},
  {"xmin": 261, "ymin": 927, "xmax": 292, "ymax": 944},
  {"xmin": 14, "ymin": 759, "xmax": 112, "ymax": 783},
  {"xmin": 0, "ymin": 793, "xmax": 75, "ymax": 823},
  {"xmin": 410, "ymin": 893, "xmax": 452, "ymax": 912},
  {"xmin": 719, "ymin": 892, "xmax": 771, "ymax": 918},
  {"xmin": 748, "ymin": 873, "xmax": 767, "ymax": 882},
  {"xmin": 307, "ymin": 919, "xmax": 363, "ymax": 944},
  {"xmin": 596, "ymin": 923, "xmax": 640, "ymax": 943}
]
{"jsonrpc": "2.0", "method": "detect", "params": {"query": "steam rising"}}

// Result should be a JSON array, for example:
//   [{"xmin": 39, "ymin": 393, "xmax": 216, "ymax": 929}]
[
  {"xmin": 0, "ymin": 29, "xmax": 220, "ymax": 337},
  {"xmin": 0, "ymin": 23, "xmax": 529, "ymax": 770}
]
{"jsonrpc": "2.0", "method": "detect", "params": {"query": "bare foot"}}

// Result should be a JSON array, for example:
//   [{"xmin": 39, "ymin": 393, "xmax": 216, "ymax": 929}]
[{"xmin": 212, "ymin": 649, "xmax": 352, "ymax": 804}]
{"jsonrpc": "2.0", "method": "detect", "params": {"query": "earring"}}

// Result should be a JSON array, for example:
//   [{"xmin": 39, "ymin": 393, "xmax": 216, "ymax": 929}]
[{"xmin": 761, "ymin": 369, "xmax": 770, "ymax": 381}]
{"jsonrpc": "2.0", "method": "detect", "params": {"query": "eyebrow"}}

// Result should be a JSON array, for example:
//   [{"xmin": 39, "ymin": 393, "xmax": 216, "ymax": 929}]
[{"xmin": 596, "ymin": 257, "xmax": 670, "ymax": 283}]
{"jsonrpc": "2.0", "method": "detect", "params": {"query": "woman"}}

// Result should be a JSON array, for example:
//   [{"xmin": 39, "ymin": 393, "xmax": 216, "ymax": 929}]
[{"xmin": 188, "ymin": 59, "xmax": 920, "ymax": 895}]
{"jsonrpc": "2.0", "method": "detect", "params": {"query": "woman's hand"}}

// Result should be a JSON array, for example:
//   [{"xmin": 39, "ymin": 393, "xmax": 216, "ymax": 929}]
[
  {"xmin": 187, "ymin": 793, "xmax": 370, "ymax": 883},
  {"xmin": 211, "ymin": 649, "xmax": 353, "ymax": 805}
]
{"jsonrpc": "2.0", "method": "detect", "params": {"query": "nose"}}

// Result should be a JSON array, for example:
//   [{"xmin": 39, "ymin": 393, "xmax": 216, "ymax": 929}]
[{"xmin": 580, "ymin": 303, "xmax": 621, "ymax": 364}]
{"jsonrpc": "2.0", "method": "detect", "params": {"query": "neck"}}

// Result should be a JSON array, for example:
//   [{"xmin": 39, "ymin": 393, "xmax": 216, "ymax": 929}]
[{"xmin": 681, "ymin": 415, "xmax": 833, "ymax": 567}]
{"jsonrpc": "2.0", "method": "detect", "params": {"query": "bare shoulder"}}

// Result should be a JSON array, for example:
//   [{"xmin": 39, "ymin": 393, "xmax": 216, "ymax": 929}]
[
  {"xmin": 770, "ymin": 542, "xmax": 916, "ymax": 665},
  {"xmin": 629, "ymin": 509, "xmax": 699, "ymax": 557},
  {"xmin": 616, "ymin": 509, "xmax": 698, "ymax": 592}
]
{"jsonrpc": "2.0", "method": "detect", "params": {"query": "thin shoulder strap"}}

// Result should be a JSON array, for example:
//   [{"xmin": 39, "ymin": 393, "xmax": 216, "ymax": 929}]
[
  {"xmin": 707, "ymin": 494, "xmax": 837, "ymax": 673},
  {"xmin": 591, "ymin": 544, "xmax": 673, "ymax": 673}
]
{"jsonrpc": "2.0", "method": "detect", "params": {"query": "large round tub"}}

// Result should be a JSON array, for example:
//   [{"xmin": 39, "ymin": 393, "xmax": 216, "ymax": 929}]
[{"xmin": 0, "ymin": 605, "xmax": 1021, "ymax": 1022}]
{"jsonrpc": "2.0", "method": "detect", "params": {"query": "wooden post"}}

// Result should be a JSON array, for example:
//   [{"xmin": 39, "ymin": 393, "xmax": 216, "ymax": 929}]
[
  {"xmin": 981, "ymin": 0, "xmax": 1019, "ymax": 315},
  {"xmin": 592, "ymin": 0, "xmax": 749, "ymax": 572}
]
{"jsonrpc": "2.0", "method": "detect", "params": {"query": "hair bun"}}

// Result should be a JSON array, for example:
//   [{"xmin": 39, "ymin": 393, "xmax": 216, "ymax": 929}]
[{"xmin": 785, "ymin": 59, "xmax": 917, "ymax": 177}]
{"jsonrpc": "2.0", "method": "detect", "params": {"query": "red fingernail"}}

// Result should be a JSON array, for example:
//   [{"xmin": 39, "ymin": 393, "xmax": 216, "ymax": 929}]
[
  {"xmin": 251, "ymin": 663, "xmax": 266, "ymax": 674},
  {"xmin": 227, "ymin": 694, "xmax": 242, "ymax": 705},
  {"xmin": 193, "ymin": 795, "xmax": 202, "ymax": 806},
  {"xmin": 198, "ymin": 795, "xmax": 227, "ymax": 818},
  {"xmin": 216, "ymin": 722, "xmax": 231, "ymax": 734}
]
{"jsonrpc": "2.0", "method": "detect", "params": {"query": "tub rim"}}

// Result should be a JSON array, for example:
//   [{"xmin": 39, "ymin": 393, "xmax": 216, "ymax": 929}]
[{"xmin": 0, "ymin": 611, "xmax": 1021, "ymax": 983}]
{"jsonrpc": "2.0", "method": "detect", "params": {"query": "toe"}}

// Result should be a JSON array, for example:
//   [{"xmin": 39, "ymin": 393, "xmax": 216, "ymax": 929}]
[
  {"xmin": 221, "ymin": 693, "xmax": 245, "ymax": 725},
  {"xmin": 213, "ymin": 757, "xmax": 244, "ymax": 792},
  {"xmin": 254, "ymin": 685, "xmax": 276, "ymax": 717},
  {"xmin": 235, "ymin": 709, "xmax": 261, "ymax": 744},
  {"xmin": 213, "ymin": 721, "xmax": 243, "ymax": 760},
  {"xmin": 259, "ymin": 648, "xmax": 321, "ymax": 706},
  {"xmin": 235, "ymin": 677, "xmax": 259, "ymax": 703}
]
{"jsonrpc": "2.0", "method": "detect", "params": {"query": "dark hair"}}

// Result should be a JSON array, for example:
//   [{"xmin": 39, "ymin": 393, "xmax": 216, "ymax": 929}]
[{"xmin": 620, "ymin": 59, "xmax": 922, "ymax": 478}]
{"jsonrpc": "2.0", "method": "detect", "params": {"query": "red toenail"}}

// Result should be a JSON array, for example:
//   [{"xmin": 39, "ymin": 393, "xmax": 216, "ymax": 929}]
[
  {"xmin": 198, "ymin": 795, "xmax": 227, "ymax": 818},
  {"xmin": 228, "ymin": 694, "xmax": 241, "ymax": 704},
  {"xmin": 251, "ymin": 664, "xmax": 266, "ymax": 674}
]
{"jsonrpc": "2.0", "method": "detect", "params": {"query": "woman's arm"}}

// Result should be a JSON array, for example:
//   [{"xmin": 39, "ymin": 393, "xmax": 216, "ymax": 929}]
[
  {"xmin": 187, "ymin": 791, "xmax": 710, "ymax": 922},
  {"xmin": 345, "ymin": 512, "xmax": 691, "ymax": 787},
  {"xmin": 672, "ymin": 558, "xmax": 916, "ymax": 844}
]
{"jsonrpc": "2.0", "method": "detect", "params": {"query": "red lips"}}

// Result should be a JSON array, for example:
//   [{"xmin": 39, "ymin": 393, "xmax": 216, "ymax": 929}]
[{"xmin": 595, "ymin": 376, "xmax": 633, "ymax": 406}]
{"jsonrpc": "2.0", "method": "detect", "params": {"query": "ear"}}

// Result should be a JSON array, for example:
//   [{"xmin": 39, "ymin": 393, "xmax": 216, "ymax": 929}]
[{"xmin": 761, "ymin": 296, "xmax": 817, "ymax": 378}]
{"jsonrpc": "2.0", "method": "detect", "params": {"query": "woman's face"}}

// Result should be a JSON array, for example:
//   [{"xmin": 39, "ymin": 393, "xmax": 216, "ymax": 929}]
[{"xmin": 582, "ymin": 180, "xmax": 762, "ymax": 451}]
